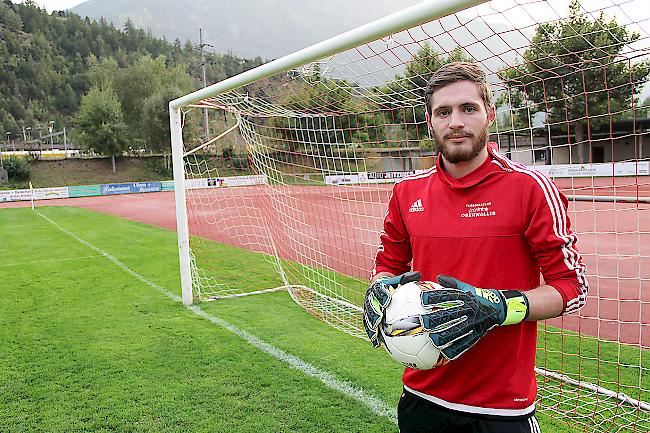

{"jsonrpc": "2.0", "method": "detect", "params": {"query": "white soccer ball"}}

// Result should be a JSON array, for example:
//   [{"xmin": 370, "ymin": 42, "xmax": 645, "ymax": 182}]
[{"xmin": 381, "ymin": 280, "xmax": 447, "ymax": 370}]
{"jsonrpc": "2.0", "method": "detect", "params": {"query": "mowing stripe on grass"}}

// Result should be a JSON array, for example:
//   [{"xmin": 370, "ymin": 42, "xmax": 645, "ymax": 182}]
[
  {"xmin": 36, "ymin": 209, "xmax": 398, "ymax": 425},
  {"xmin": 0, "ymin": 255, "xmax": 102, "ymax": 267}
]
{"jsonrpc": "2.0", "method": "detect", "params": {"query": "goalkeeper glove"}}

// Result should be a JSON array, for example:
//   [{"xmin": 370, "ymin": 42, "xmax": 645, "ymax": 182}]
[
  {"xmin": 363, "ymin": 271, "xmax": 422, "ymax": 347},
  {"xmin": 419, "ymin": 275, "xmax": 529, "ymax": 361}
]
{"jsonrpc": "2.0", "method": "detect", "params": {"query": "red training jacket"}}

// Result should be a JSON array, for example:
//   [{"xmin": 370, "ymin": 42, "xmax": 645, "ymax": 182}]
[{"xmin": 372, "ymin": 143, "xmax": 588, "ymax": 417}]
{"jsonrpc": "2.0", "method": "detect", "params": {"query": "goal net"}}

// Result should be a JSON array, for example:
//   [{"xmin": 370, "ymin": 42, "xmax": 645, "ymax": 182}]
[{"xmin": 170, "ymin": 0, "xmax": 649, "ymax": 431}]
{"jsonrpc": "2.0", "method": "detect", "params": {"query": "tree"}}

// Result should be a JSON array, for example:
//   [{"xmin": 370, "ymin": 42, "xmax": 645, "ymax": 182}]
[
  {"xmin": 377, "ymin": 44, "xmax": 473, "ymax": 143},
  {"xmin": 498, "ymin": 0, "xmax": 650, "ymax": 162},
  {"xmin": 113, "ymin": 55, "xmax": 195, "ymax": 150},
  {"xmin": 270, "ymin": 65, "xmax": 387, "ymax": 154},
  {"xmin": 638, "ymin": 95, "xmax": 650, "ymax": 118},
  {"xmin": 142, "ymin": 85, "xmax": 185, "ymax": 154},
  {"xmin": 87, "ymin": 56, "xmax": 120, "ymax": 90},
  {"xmin": 0, "ymin": 2, "xmax": 23, "ymax": 32},
  {"xmin": 2, "ymin": 112, "xmax": 19, "ymax": 137},
  {"xmin": 1, "ymin": 0, "xmax": 265, "ymax": 149},
  {"xmin": 3, "ymin": 156, "xmax": 31, "ymax": 181},
  {"xmin": 74, "ymin": 87, "xmax": 127, "ymax": 173}
]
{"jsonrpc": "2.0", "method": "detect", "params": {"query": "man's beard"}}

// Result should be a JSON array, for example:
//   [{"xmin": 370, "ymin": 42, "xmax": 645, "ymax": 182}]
[{"xmin": 434, "ymin": 124, "xmax": 488, "ymax": 164}]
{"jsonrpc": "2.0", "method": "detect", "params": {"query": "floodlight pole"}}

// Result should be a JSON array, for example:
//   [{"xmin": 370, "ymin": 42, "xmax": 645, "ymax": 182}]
[
  {"xmin": 199, "ymin": 28, "xmax": 211, "ymax": 141},
  {"xmin": 48, "ymin": 121, "xmax": 54, "ymax": 151},
  {"xmin": 5, "ymin": 131, "xmax": 12, "ymax": 152}
]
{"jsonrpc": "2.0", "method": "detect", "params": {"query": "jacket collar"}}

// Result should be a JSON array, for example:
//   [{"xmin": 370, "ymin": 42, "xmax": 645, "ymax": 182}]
[{"xmin": 436, "ymin": 142, "xmax": 504, "ymax": 189}]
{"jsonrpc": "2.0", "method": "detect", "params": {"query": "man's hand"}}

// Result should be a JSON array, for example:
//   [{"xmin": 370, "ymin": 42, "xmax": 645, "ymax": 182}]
[
  {"xmin": 419, "ymin": 275, "xmax": 529, "ymax": 360},
  {"xmin": 363, "ymin": 271, "xmax": 422, "ymax": 347}
]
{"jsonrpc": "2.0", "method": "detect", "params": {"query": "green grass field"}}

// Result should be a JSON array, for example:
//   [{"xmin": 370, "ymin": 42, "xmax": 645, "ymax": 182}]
[{"xmin": 0, "ymin": 206, "xmax": 639, "ymax": 432}]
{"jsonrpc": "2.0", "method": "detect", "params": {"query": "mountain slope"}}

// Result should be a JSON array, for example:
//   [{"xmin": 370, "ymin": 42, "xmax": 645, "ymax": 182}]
[{"xmin": 72, "ymin": 0, "xmax": 422, "ymax": 59}]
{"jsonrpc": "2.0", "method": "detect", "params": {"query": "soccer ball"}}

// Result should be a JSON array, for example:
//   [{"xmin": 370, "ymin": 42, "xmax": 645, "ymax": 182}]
[{"xmin": 381, "ymin": 280, "xmax": 448, "ymax": 370}]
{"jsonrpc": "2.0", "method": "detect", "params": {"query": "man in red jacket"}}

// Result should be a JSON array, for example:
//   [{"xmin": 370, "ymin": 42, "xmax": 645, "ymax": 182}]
[{"xmin": 363, "ymin": 62, "xmax": 588, "ymax": 432}]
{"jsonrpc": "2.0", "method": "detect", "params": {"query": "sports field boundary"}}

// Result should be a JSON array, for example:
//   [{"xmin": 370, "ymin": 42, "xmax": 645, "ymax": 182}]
[{"xmin": 34, "ymin": 209, "xmax": 398, "ymax": 425}]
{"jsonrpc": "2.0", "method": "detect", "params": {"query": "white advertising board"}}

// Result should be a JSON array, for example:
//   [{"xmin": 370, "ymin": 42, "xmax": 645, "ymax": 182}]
[
  {"xmin": 325, "ymin": 170, "xmax": 426, "ymax": 185},
  {"xmin": 531, "ymin": 161, "xmax": 650, "ymax": 178},
  {"xmin": 185, "ymin": 174, "xmax": 267, "ymax": 189},
  {"xmin": 325, "ymin": 163, "xmax": 650, "ymax": 185},
  {"xmin": 0, "ymin": 187, "xmax": 69, "ymax": 202}
]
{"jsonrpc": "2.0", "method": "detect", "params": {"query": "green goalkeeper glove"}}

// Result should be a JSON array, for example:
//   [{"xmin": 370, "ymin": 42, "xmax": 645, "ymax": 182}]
[
  {"xmin": 363, "ymin": 271, "xmax": 422, "ymax": 347},
  {"xmin": 419, "ymin": 275, "xmax": 529, "ymax": 360}
]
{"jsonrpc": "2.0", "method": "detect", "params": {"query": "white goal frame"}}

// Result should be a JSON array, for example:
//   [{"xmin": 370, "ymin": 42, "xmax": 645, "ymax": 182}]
[
  {"xmin": 168, "ymin": 0, "xmax": 487, "ymax": 306},
  {"xmin": 168, "ymin": 1, "xmax": 649, "ymax": 430}
]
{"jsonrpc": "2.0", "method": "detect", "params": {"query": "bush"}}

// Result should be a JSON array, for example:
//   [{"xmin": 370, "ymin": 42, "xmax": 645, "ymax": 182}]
[
  {"xmin": 222, "ymin": 146, "xmax": 234, "ymax": 159},
  {"xmin": 144, "ymin": 156, "xmax": 173, "ymax": 178},
  {"xmin": 417, "ymin": 138, "xmax": 434, "ymax": 150},
  {"xmin": 232, "ymin": 157, "xmax": 249, "ymax": 170},
  {"xmin": 3, "ymin": 156, "xmax": 31, "ymax": 181}
]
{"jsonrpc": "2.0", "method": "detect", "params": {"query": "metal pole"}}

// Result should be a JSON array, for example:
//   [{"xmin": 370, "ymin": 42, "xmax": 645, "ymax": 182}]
[
  {"xmin": 199, "ymin": 28, "xmax": 210, "ymax": 141},
  {"xmin": 48, "ymin": 121, "xmax": 54, "ymax": 154}
]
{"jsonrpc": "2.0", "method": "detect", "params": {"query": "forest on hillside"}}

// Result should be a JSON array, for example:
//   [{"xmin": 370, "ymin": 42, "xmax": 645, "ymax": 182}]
[{"xmin": 0, "ymin": 0, "xmax": 263, "ymax": 148}]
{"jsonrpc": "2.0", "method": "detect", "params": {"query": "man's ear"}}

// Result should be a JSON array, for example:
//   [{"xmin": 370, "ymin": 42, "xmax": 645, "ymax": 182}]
[
  {"xmin": 425, "ymin": 111, "xmax": 433, "ymax": 132},
  {"xmin": 487, "ymin": 104, "xmax": 496, "ymax": 126}
]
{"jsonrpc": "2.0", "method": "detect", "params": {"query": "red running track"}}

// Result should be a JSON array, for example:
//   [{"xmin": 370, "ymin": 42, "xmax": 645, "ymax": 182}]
[{"xmin": 3, "ymin": 183, "xmax": 648, "ymax": 347}]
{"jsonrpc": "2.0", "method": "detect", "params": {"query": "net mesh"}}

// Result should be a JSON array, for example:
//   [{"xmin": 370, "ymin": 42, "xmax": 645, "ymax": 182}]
[{"xmin": 176, "ymin": 0, "xmax": 649, "ymax": 430}]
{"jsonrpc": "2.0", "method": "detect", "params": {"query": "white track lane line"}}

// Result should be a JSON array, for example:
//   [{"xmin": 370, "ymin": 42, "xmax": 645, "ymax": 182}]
[{"xmin": 36, "ymin": 210, "xmax": 397, "ymax": 425}]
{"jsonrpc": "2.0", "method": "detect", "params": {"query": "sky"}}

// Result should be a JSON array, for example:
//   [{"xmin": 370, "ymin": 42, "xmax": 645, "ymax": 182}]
[
  {"xmin": 14, "ymin": 0, "xmax": 86, "ymax": 12},
  {"xmin": 13, "ymin": 0, "xmax": 649, "ymax": 52},
  {"xmin": 17, "ymin": 0, "xmax": 646, "ymax": 28}
]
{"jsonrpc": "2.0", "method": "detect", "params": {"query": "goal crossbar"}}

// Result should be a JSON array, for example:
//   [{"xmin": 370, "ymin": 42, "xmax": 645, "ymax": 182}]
[
  {"xmin": 169, "ymin": 0, "xmax": 487, "ymax": 306},
  {"xmin": 169, "ymin": 0, "xmax": 486, "ymax": 111}
]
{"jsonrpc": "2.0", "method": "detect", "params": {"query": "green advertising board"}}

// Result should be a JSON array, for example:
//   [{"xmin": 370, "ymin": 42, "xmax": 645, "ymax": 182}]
[{"xmin": 68, "ymin": 185, "xmax": 102, "ymax": 198}]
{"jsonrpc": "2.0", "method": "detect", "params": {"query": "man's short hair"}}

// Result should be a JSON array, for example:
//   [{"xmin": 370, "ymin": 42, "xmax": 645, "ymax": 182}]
[{"xmin": 424, "ymin": 62, "xmax": 493, "ymax": 116}]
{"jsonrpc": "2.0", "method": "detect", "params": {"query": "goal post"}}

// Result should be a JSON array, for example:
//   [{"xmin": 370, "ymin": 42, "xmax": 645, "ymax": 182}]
[
  {"xmin": 169, "ymin": 0, "xmax": 649, "ymax": 431},
  {"xmin": 169, "ymin": 0, "xmax": 487, "ymax": 307},
  {"xmin": 169, "ymin": 106, "xmax": 192, "ymax": 305}
]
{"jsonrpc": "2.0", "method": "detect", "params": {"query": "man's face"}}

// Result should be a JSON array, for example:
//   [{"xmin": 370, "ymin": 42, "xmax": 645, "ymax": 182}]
[{"xmin": 426, "ymin": 80, "xmax": 495, "ymax": 164}]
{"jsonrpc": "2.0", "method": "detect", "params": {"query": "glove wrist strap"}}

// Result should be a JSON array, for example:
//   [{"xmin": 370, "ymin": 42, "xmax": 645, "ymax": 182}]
[{"xmin": 501, "ymin": 290, "xmax": 529, "ymax": 325}]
